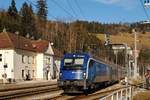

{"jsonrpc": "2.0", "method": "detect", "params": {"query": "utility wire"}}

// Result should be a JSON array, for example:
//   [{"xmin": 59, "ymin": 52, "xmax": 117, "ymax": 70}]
[
  {"xmin": 139, "ymin": 0, "xmax": 150, "ymax": 21},
  {"xmin": 51, "ymin": 0, "xmax": 74, "ymax": 18},
  {"xmin": 74, "ymin": 0, "xmax": 85, "ymax": 19},
  {"xmin": 26, "ymin": 0, "xmax": 58, "ymax": 20},
  {"xmin": 26, "ymin": 0, "xmax": 37, "ymax": 7},
  {"xmin": 66, "ymin": 0, "xmax": 78, "ymax": 18}
]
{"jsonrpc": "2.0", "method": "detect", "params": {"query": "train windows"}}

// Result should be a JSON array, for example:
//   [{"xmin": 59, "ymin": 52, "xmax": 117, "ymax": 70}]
[
  {"xmin": 63, "ymin": 58, "xmax": 84, "ymax": 69},
  {"xmin": 64, "ymin": 58, "xmax": 84, "ymax": 66},
  {"xmin": 74, "ymin": 58, "xmax": 84, "ymax": 65},
  {"xmin": 64, "ymin": 59, "xmax": 73, "ymax": 65},
  {"xmin": 99, "ymin": 64, "xmax": 107, "ymax": 73}
]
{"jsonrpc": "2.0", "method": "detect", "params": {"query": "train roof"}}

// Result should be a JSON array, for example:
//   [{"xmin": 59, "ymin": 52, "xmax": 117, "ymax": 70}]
[
  {"xmin": 63, "ymin": 53, "xmax": 124, "ymax": 68},
  {"xmin": 63, "ymin": 53, "xmax": 90, "ymax": 58}
]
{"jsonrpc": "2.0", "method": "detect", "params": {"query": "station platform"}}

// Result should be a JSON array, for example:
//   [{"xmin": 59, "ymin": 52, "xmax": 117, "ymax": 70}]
[{"xmin": 0, "ymin": 79, "xmax": 57, "ymax": 91}]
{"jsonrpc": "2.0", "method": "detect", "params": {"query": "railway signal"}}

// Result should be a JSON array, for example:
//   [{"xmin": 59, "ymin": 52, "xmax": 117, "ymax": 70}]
[{"xmin": 104, "ymin": 33, "xmax": 110, "ymax": 46}]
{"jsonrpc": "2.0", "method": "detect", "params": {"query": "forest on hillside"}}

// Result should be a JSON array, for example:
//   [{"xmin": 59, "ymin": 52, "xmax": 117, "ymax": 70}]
[
  {"xmin": 0, "ymin": 0, "xmax": 130, "ymax": 51},
  {"xmin": 0, "ymin": 0, "xmax": 149, "ymax": 67}
]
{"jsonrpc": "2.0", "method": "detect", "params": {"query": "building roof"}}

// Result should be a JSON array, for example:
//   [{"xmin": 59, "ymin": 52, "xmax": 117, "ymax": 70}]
[
  {"xmin": 32, "ymin": 40, "xmax": 49, "ymax": 53},
  {"xmin": 0, "ymin": 32, "xmax": 49, "ymax": 53},
  {"xmin": 0, "ymin": 32, "xmax": 14, "ymax": 49}
]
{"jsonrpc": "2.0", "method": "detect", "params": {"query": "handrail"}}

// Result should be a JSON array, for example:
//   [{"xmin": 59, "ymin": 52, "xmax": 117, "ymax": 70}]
[{"xmin": 100, "ymin": 85, "xmax": 134, "ymax": 100}]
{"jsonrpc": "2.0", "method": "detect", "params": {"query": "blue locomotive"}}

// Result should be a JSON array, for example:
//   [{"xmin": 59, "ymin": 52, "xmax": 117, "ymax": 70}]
[{"xmin": 58, "ymin": 53, "xmax": 125, "ymax": 93}]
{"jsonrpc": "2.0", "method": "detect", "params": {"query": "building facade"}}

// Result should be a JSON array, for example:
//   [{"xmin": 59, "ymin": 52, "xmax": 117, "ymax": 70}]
[{"xmin": 0, "ymin": 32, "xmax": 55, "ymax": 83}]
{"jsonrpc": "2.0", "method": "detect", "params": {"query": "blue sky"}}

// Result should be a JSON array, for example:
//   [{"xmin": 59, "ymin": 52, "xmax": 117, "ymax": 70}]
[{"xmin": 0, "ymin": 0, "xmax": 149, "ymax": 23}]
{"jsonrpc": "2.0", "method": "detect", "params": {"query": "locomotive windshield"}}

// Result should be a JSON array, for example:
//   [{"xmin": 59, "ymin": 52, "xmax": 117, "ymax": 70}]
[{"xmin": 63, "ymin": 58, "xmax": 84, "ymax": 69}]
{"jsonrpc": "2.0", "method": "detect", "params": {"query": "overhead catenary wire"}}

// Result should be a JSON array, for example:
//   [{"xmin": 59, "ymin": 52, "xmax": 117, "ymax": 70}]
[
  {"xmin": 66, "ymin": 0, "xmax": 78, "ymax": 18},
  {"xmin": 51, "ymin": 0, "xmax": 75, "ymax": 19},
  {"xmin": 26, "ymin": 0, "xmax": 58, "ymax": 20},
  {"xmin": 26, "ymin": 0, "xmax": 37, "ymax": 7},
  {"xmin": 139, "ymin": 0, "xmax": 150, "ymax": 21},
  {"xmin": 74, "ymin": 0, "xmax": 85, "ymax": 19}
]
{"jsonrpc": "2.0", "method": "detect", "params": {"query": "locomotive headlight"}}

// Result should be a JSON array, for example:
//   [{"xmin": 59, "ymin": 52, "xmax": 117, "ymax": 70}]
[
  {"xmin": 59, "ymin": 72, "xmax": 62, "ymax": 77},
  {"xmin": 83, "ymin": 72, "xmax": 86, "ymax": 79}
]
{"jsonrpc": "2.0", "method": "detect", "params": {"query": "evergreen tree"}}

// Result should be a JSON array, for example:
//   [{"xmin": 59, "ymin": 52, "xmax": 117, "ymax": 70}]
[
  {"xmin": 37, "ymin": 0, "xmax": 48, "ymax": 22},
  {"xmin": 2, "ymin": 0, "xmax": 21, "ymax": 33},
  {"xmin": 36, "ymin": 0, "xmax": 48, "ymax": 39},
  {"xmin": 8, "ymin": 0, "xmax": 18, "ymax": 16},
  {"xmin": 20, "ymin": 2, "xmax": 36, "ymax": 37},
  {"xmin": 6, "ymin": 0, "xmax": 21, "ymax": 33}
]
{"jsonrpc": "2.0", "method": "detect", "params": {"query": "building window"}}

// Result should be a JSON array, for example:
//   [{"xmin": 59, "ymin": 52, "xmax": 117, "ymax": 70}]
[
  {"xmin": 22, "ymin": 70, "xmax": 24, "ymax": 79},
  {"xmin": 22, "ymin": 55, "xmax": 24, "ymax": 63},
  {"xmin": 28, "ymin": 56, "xmax": 32, "ymax": 64},
  {"xmin": 0, "ymin": 54, "xmax": 2, "ymax": 61},
  {"xmin": 33, "ymin": 70, "xmax": 35, "ymax": 77},
  {"xmin": 46, "ymin": 57, "xmax": 50, "ymax": 64},
  {"xmin": 22, "ymin": 55, "xmax": 28, "ymax": 63},
  {"xmin": 32, "ymin": 57, "xmax": 35, "ymax": 64}
]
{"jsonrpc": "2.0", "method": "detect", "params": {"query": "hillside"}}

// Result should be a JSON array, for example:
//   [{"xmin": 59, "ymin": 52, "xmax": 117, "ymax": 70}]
[{"xmin": 96, "ymin": 32, "xmax": 150, "ymax": 49}]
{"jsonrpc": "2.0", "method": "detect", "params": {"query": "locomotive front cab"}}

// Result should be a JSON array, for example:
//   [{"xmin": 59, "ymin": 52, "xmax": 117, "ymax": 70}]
[{"xmin": 58, "ymin": 53, "xmax": 89, "ymax": 92}]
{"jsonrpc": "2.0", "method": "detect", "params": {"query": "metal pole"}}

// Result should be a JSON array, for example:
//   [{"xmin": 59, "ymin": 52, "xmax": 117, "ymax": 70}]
[
  {"xmin": 125, "ymin": 44, "xmax": 128, "ymax": 77},
  {"xmin": 116, "ymin": 92, "xmax": 119, "ymax": 100},
  {"xmin": 133, "ymin": 29, "xmax": 138, "ymax": 77},
  {"xmin": 120, "ymin": 90, "xmax": 123, "ymax": 100},
  {"xmin": 129, "ymin": 86, "xmax": 132, "ymax": 100},
  {"xmin": 111, "ymin": 94, "xmax": 114, "ymax": 100},
  {"xmin": 115, "ymin": 50, "xmax": 119, "ymax": 79},
  {"xmin": 126, "ymin": 87, "xmax": 128, "ymax": 100},
  {"xmin": 123, "ymin": 43, "xmax": 128, "ymax": 77},
  {"xmin": 115, "ymin": 51, "xmax": 118, "ymax": 66}
]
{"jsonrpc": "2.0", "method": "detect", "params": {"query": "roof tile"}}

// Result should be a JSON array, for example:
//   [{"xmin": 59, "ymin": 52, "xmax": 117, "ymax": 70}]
[{"xmin": 0, "ymin": 32, "xmax": 49, "ymax": 52}]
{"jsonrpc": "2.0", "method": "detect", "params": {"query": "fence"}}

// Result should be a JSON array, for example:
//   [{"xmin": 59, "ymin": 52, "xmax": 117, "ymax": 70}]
[{"xmin": 100, "ymin": 86, "xmax": 134, "ymax": 100}]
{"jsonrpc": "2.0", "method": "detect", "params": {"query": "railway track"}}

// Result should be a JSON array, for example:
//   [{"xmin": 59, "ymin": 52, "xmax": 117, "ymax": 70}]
[
  {"xmin": 0, "ymin": 81, "xmax": 61, "ymax": 99},
  {"xmin": 0, "ymin": 82, "xmax": 128, "ymax": 100},
  {"xmin": 51, "ymin": 83, "xmax": 127, "ymax": 100},
  {"xmin": 73, "ymin": 84, "xmax": 127, "ymax": 100}
]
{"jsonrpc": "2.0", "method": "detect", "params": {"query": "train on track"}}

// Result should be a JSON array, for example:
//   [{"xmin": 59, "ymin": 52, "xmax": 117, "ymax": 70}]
[{"xmin": 58, "ymin": 53, "xmax": 126, "ymax": 94}]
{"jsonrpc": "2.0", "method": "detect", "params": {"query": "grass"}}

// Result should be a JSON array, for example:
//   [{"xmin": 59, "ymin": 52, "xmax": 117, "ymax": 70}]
[
  {"xmin": 133, "ymin": 91, "xmax": 150, "ymax": 100},
  {"xmin": 96, "ymin": 32, "xmax": 150, "ymax": 49},
  {"xmin": 129, "ymin": 76, "xmax": 144, "ymax": 86}
]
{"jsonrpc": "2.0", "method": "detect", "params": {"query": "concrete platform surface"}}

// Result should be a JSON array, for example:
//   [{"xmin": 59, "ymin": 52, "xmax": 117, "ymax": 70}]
[{"xmin": 0, "ymin": 79, "xmax": 57, "ymax": 91}]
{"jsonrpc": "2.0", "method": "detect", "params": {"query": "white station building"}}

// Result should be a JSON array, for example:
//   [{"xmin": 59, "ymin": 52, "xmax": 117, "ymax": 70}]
[{"xmin": 0, "ymin": 31, "xmax": 61, "ymax": 83}]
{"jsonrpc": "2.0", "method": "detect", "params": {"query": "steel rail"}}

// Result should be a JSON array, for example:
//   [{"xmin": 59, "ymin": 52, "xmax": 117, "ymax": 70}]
[{"xmin": 0, "ymin": 84, "xmax": 58, "ymax": 99}]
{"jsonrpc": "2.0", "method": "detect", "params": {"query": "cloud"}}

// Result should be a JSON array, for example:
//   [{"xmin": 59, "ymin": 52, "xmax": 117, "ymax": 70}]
[
  {"xmin": 95, "ymin": 0, "xmax": 120, "ymax": 4},
  {"xmin": 95, "ymin": 0, "xmax": 138, "ymax": 10}
]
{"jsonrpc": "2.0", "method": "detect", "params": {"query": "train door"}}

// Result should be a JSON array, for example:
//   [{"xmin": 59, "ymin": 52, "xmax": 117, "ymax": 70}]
[{"xmin": 88, "ymin": 60, "xmax": 94, "ymax": 82}]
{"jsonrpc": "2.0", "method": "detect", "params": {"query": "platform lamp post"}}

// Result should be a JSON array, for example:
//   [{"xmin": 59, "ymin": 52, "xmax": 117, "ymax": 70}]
[
  {"xmin": 123, "ymin": 43, "xmax": 129, "ymax": 77},
  {"xmin": 132, "ymin": 29, "xmax": 139, "ymax": 77}
]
